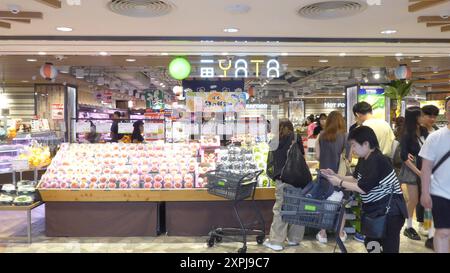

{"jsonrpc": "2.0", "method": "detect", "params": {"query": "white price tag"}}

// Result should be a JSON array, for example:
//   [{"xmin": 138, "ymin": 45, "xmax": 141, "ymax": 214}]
[
  {"xmin": 144, "ymin": 123, "xmax": 159, "ymax": 134},
  {"xmin": 236, "ymin": 122, "xmax": 246, "ymax": 135},
  {"xmin": 217, "ymin": 124, "xmax": 224, "ymax": 135},
  {"xmin": 12, "ymin": 159, "xmax": 29, "ymax": 171},
  {"xmin": 118, "ymin": 123, "xmax": 134, "ymax": 134},
  {"xmin": 96, "ymin": 122, "xmax": 112, "ymax": 133},
  {"xmin": 225, "ymin": 123, "xmax": 234, "ymax": 135},
  {"xmin": 76, "ymin": 121, "xmax": 91, "ymax": 133}
]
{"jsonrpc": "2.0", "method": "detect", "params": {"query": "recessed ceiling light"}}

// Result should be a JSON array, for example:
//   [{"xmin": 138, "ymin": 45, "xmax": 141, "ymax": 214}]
[
  {"xmin": 221, "ymin": 52, "xmax": 229, "ymax": 56},
  {"xmin": 381, "ymin": 30, "xmax": 397, "ymax": 35},
  {"xmin": 99, "ymin": 51, "xmax": 108, "ymax": 56},
  {"xmin": 411, "ymin": 59, "xmax": 422, "ymax": 63},
  {"xmin": 21, "ymin": 80, "xmax": 29, "ymax": 83},
  {"xmin": 342, "ymin": 93, "xmax": 346, "ymax": 96},
  {"xmin": 281, "ymin": 53, "xmax": 289, "ymax": 56},
  {"xmin": 161, "ymin": 53, "xmax": 169, "ymax": 56},
  {"xmin": 339, "ymin": 53, "xmax": 347, "ymax": 57},
  {"xmin": 223, "ymin": 27, "xmax": 239, "ymax": 33},
  {"xmin": 56, "ymin": 26, "xmax": 73, "ymax": 32},
  {"xmin": 395, "ymin": 53, "xmax": 403, "ymax": 57},
  {"xmin": 433, "ymin": 71, "xmax": 439, "ymax": 74},
  {"xmin": 319, "ymin": 59, "xmax": 329, "ymax": 63},
  {"xmin": 126, "ymin": 58, "xmax": 136, "ymax": 62},
  {"xmin": 200, "ymin": 59, "xmax": 214, "ymax": 63},
  {"xmin": 26, "ymin": 58, "xmax": 37, "ymax": 62},
  {"xmin": 38, "ymin": 52, "xmax": 46, "ymax": 55},
  {"xmin": 373, "ymin": 73, "xmax": 381, "ymax": 79}
]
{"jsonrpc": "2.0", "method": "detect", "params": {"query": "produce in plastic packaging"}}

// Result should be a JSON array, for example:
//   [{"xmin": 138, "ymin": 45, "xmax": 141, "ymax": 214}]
[
  {"xmin": 153, "ymin": 181, "xmax": 162, "ymax": 189},
  {"xmin": 130, "ymin": 181, "xmax": 140, "ymax": 188},
  {"xmin": 144, "ymin": 182, "xmax": 152, "ymax": 189}
]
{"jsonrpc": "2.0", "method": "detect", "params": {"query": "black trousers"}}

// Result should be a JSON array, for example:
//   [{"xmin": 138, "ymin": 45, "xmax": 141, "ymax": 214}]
[
  {"xmin": 364, "ymin": 214, "xmax": 405, "ymax": 253},
  {"xmin": 416, "ymin": 178, "xmax": 424, "ymax": 223}
]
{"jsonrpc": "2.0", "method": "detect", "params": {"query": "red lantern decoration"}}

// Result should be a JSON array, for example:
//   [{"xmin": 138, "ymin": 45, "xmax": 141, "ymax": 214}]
[{"xmin": 40, "ymin": 63, "xmax": 58, "ymax": 80}]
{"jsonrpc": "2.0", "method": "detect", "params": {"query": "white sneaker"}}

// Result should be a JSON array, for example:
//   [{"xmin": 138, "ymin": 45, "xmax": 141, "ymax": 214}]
[
  {"xmin": 263, "ymin": 240, "xmax": 284, "ymax": 251},
  {"xmin": 316, "ymin": 232, "xmax": 328, "ymax": 244},
  {"xmin": 286, "ymin": 240, "xmax": 299, "ymax": 246},
  {"xmin": 339, "ymin": 231, "xmax": 348, "ymax": 243}
]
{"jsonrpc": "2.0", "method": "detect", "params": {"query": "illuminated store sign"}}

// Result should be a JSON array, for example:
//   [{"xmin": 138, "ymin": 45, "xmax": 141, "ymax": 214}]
[{"xmin": 200, "ymin": 58, "xmax": 281, "ymax": 79}]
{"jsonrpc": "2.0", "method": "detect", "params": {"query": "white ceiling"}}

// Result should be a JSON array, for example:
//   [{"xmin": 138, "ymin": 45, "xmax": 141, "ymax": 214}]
[{"xmin": 1, "ymin": 0, "xmax": 450, "ymax": 39}]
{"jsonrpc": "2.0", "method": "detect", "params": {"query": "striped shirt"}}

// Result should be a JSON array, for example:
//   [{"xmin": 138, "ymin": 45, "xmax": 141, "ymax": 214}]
[{"xmin": 353, "ymin": 150, "xmax": 403, "ymax": 210}]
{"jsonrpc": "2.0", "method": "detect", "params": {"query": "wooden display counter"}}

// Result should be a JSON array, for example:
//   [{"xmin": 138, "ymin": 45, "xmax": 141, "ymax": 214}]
[
  {"xmin": 39, "ymin": 188, "xmax": 276, "ymax": 237},
  {"xmin": 38, "ymin": 187, "xmax": 275, "ymax": 202}
]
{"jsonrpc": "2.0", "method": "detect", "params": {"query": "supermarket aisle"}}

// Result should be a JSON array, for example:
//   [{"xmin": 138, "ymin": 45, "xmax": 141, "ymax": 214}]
[{"xmin": 0, "ymin": 205, "xmax": 432, "ymax": 253}]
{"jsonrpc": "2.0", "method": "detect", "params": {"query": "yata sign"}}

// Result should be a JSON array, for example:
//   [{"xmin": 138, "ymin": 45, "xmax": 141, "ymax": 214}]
[{"xmin": 200, "ymin": 58, "xmax": 282, "ymax": 79}]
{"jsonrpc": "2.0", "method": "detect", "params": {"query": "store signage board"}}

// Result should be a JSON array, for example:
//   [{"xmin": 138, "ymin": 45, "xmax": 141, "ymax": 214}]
[
  {"xmin": 118, "ymin": 123, "xmax": 134, "ymax": 134},
  {"xmin": 144, "ymin": 123, "xmax": 160, "ymax": 134},
  {"xmin": 12, "ymin": 159, "xmax": 29, "ymax": 171},
  {"xmin": 198, "ymin": 58, "xmax": 281, "ymax": 79},
  {"xmin": 51, "ymin": 104, "xmax": 64, "ymax": 120},
  {"xmin": 96, "ymin": 122, "xmax": 112, "ymax": 133},
  {"xmin": 358, "ymin": 86, "xmax": 385, "ymax": 121},
  {"xmin": 186, "ymin": 91, "xmax": 246, "ymax": 112},
  {"xmin": 324, "ymin": 102, "xmax": 345, "ymax": 109},
  {"xmin": 76, "ymin": 121, "xmax": 91, "ymax": 133}
]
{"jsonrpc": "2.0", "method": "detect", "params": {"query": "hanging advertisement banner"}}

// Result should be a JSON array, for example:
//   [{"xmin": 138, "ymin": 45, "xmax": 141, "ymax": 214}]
[
  {"xmin": 51, "ymin": 103, "xmax": 64, "ymax": 120},
  {"xmin": 186, "ymin": 91, "xmax": 247, "ymax": 112}
]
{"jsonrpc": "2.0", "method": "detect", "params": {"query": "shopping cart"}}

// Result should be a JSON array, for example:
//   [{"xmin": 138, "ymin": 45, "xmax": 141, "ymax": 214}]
[
  {"xmin": 205, "ymin": 169, "xmax": 265, "ymax": 253},
  {"xmin": 280, "ymin": 185, "xmax": 349, "ymax": 253}
]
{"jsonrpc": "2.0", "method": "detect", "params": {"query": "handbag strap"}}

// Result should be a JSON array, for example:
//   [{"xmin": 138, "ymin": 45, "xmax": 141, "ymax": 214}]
[{"xmin": 432, "ymin": 150, "xmax": 450, "ymax": 174}]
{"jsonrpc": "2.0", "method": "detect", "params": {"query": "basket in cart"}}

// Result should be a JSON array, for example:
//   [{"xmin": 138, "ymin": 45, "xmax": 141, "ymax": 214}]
[
  {"xmin": 205, "ymin": 169, "xmax": 265, "ymax": 253},
  {"xmin": 205, "ymin": 170, "xmax": 261, "ymax": 201},
  {"xmin": 280, "ymin": 185, "xmax": 348, "ymax": 253}
]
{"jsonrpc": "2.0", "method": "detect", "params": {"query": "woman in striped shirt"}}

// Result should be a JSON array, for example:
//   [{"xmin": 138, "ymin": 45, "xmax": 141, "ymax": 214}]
[{"xmin": 321, "ymin": 126, "xmax": 408, "ymax": 253}]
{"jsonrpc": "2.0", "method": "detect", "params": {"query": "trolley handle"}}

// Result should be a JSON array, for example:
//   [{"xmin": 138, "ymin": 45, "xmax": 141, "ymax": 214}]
[{"xmin": 240, "ymin": 170, "xmax": 263, "ymax": 183}]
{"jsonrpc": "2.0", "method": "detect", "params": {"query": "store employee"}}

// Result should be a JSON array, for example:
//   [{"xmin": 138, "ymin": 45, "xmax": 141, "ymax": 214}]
[{"xmin": 110, "ymin": 111, "xmax": 123, "ymax": 142}]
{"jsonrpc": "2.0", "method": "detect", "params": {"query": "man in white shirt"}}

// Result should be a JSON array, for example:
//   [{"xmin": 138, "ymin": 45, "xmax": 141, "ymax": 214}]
[
  {"xmin": 419, "ymin": 96, "xmax": 450, "ymax": 253},
  {"xmin": 352, "ymin": 102, "xmax": 395, "ymax": 156}
]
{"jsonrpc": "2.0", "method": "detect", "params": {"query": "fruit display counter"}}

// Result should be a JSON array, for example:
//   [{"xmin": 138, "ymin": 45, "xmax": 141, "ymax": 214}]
[{"xmin": 37, "ymin": 143, "xmax": 276, "ymax": 237}]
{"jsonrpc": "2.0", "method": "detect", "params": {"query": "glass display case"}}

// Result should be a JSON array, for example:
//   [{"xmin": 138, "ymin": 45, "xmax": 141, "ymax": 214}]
[{"xmin": 0, "ymin": 144, "xmax": 27, "ymax": 174}]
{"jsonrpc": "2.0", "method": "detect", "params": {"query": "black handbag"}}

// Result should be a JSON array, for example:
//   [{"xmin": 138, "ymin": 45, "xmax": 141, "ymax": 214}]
[
  {"xmin": 361, "ymin": 185, "xmax": 395, "ymax": 239},
  {"xmin": 280, "ymin": 140, "xmax": 312, "ymax": 188}
]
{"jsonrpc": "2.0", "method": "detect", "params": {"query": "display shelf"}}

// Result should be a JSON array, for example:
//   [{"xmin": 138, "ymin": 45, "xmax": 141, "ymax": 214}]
[{"xmin": 37, "ymin": 187, "xmax": 275, "ymax": 202}]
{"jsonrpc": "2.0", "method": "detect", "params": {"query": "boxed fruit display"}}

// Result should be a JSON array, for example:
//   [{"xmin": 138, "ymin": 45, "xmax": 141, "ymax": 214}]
[{"xmin": 38, "ymin": 143, "xmax": 200, "ymax": 190}]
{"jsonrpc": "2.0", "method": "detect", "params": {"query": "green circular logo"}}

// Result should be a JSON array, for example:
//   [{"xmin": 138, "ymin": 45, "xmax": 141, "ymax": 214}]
[{"xmin": 169, "ymin": 57, "xmax": 191, "ymax": 80}]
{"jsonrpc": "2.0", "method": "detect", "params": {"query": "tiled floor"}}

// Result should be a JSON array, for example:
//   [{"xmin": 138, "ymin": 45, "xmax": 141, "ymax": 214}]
[{"xmin": 0, "ymin": 205, "xmax": 433, "ymax": 253}]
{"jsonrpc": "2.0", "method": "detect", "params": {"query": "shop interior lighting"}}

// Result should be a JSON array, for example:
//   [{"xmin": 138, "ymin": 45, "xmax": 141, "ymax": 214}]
[
  {"xmin": 99, "ymin": 52, "xmax": 108, "ymax": 56},
  {"xmin": 38, "ymin": 52, "xmax": 47, "ymax": 55},
  {"xmin": 223, "ymin": 28, "xmax": 239, "ymax": 33},
  {"xmin": 395, "ymin": 53, "xmax": 403, "ymax": 57},
  {"xmin": 200, "ymin": 59, "xmax": 214, "ymax": 63},
  {"xmin": 411, "ymin": 59, "xmax": 422, "ymax": 63},
  {"xmin": 381, "ymin": 30, "xmax": 397, "ymax": 35},
  {"xmin": 339, "ymin": 53, "xmax": 347, "ymax": 57},
  {"xmin": 26, "ymin": 59, "xmax": 37, "ymax": 62},
  {"xmin": 56, "ymin": 26, "xmax": 73, "ymax": 32},
  {"xmin": 319, "ymin": 59, "xmax": 329, "ymax": 63},
  {"xmin": 126, "ymin": 58, "xmax": 136, "ymax": 62}
]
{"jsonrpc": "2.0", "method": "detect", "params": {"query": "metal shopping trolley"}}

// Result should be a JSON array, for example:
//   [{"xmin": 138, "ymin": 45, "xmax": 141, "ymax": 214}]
[
  {"xmin": 205, "ymin": 169, "xmax": 265, "ymax": 253},
  {"xmin": 280, "ymin": 185, "xmax": 349, "ymax": 253}
]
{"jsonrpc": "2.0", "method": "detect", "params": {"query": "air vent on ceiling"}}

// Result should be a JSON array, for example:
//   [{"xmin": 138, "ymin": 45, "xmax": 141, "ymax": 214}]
[
  {"xmin": 298, "ymin": 1, "xmax": 367, "ymax": 20},
  {"xmin": 108, "ymin": 0, "xmax": 174, "ymax": 18}
]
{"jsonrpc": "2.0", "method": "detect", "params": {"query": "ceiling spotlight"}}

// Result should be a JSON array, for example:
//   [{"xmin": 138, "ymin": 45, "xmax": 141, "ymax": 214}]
[
  {"xmin": 126, "ymin": 58, "xmax": 136, "ymax": 62},
  {"xmin": 339, "ymin": 53, "xmax": 346, "ymax": 57},
  {"xmin": 161, "ymin": 53, "xmax": 169, "ymax": 56},
  {"xmin": 342, "ymin": 93, "xmax": 346, "ymax": 96},
  {"xmin": 381, "ymin": 30, "xmax": 397, "ymax": 35},
  {"xmin": 319, "ymin": 59, "xmax": 329, "ymax": 63},
  {"xmin": 363, "ymin": 76, "xmax": 369, "ymax": 83},
  {"xmin": 395, "ymin": 53, "xmax": 403, "ymax": 57},
  {"xmin": 99, "ymin": 52, "xmax": 108, "ymax": 56},
  {"xmin": 38, "ymin": 52, "xmax": 47, "ymax": 55},
  {"xmin": 411, "ymin": 59, "xmax": 422, "ymax": 63},
  {"xmin": 373, "ymin": 73, "xmax": 381, "ymax": 80},
  {"xmin": 223, "ymin": 27, "xmax": 239, "ymax": 33},
  {"xmin": 281, "ymin": 53, "xmax": 289, "ymax": 56},
  {"xmin": 26, "ymin": 58, "xmax": 37, "ymax": 62},
  {"xmin": 56, "ymin": 26, "xmax": 73, "ymax": 32}
]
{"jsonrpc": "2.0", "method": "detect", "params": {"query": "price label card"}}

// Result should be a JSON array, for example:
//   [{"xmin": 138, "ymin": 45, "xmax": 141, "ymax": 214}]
[
  {"xmin": 12, "ymin": 159, "xmax": 29, "ymax": 171},
  {"xmin": 96, "ymin": 122, "xmax": 112, "ymax": 133},
  {"xmin": 202, "ymin": 122, "xmax": 216, "ymax": 135},
  {"xmin": 236, "ymin": 122, "xmax": 246, "ymax": 135},
  {"xmin": 144, "ymin": 123, "xmax": 159, "ymax": 134},
  {"xmin": 76, "ymin": 121, "xmax": 91, "ymax": 133},
  {"xmin": 217, "ymin": 124, "xmax": 224, "ymax": 135},
  {"xmin": 118, "ymin": 123, "xmax": 134, "ymax": 134},
  {"xmin": 249, "ymin": 121, "xmax": 258, "ymax": 135},
  {"xmin": 225, "ymin": 123, "xmax": 234, "ymax": 135}
]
